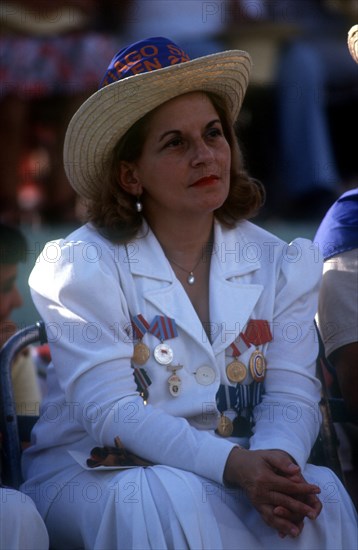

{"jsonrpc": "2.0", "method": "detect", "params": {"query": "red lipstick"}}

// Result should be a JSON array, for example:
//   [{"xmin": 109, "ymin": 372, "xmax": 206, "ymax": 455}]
[{"xmin": 191, "ymin": 175, "xmax": 219, "ymax": 187}]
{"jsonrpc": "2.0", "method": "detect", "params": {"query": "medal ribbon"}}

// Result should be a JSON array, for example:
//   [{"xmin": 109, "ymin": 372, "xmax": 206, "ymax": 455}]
[
  {"xmin": 149, "ymin": 315, "xmax": 178, "ymax": 341},
  {"xmin": 133, "ymin": 367, "xmax": 151, "ymax": 394},
  {"xmin": 230, "ymin": 320, "xmax": 272, "ymax": 356},
  {"xmin": 244, "ymin": 320, "xmax": 272, "ymax": 346},
  {"xmin": 216, "ymin": 384, "xmax": 237, "ymax": 413},
  {"xmin": 218, "ymin": 320, "xmax": 270, "ymax": 427},
  {"xmin": 216, "ymin": 380, "xmax": 264, "ymax": 413},
  {"xmin": 217, "ymin": 382, "xmax": 264, "ymax": 413},
  {"xmin": 131, "ymin": 314, "xmax": 150, "ymax": 340},
  {"xmin": 235, "ymin": 382, "xmax": 264, "ymax": 411},
  {"xmin": 231, "ymin": 332, "xmax": 250, "ymax": 356}
]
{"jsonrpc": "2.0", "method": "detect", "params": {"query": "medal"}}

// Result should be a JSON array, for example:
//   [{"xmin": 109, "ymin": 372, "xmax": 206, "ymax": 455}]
[
  {"xmin": 244, "ymin": 319, "xmax": 272, "ymax": 382},
  {"xmin": 194, "ymin": 365, "xmax": 216, "ymax": 386},
  {"xmin": 167, "ymin": 364, "xmax": 183, "ymax": 397},
  {"xmin": 226, "ymin": 333, "xmax": 249, "ymax": 384},
  {"xmin": 226, "ymin": 360, "xmax": 247, "ymax": 383},
  {"xmin": 226, "ymin": 338, "xmax": 250, "ymax": 384},
  {"xmin": 131, "ymin": 314, "xmax": 150, "ymax": 365},
  {"xmin": 168, "ymin": 373, "xmax": 182, "ymax": 396},
  {"xmin": 216, "ymin": 414, "xmax": 234, "ymax": 437},
  {"xmin": 132, "ymin": 342, "xmax": 150, "ymax": 365},
  {"xmin": 154, "ymin": 342, "xmax": 174, "ymax": 365},
  {"xmin": 149, "ymin": 315, "xmax": 178, "ymax": 366},
  {"xmin": 249, "ymin": 349, "xmax": 266, "ymax": 382}
]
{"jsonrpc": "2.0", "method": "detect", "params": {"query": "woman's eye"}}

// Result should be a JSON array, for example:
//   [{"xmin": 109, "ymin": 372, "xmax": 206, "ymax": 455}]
[
  {"xmin": 166, "ymin": 137, "xmax": 183, "ymax": 148},
  {"xmin": 207, "ymin": 127, "xmax": 222, "ymax": 138}
]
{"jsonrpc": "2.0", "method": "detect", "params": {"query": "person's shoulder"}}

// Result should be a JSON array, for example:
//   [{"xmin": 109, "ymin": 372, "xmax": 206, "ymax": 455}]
[
  {"xmin": 236, "ymin": 220, "xmax": 285, "ymax": 244},
  {"xmin": 62, "ymin": 223, "xmax": 107, "ymax": 244},
  {"xmin": 33, "ymin": 223, "xmax": 126, "ymax": 276},
  {"xmin": 314, "ymin": 188, "xmax": 358, "ymax": 260},
  {"xmin": 56, "ymin": 223, "xmax": 125, "ymax": 256},
  {"xmin": 222, "ymin": 220, "xmax": 286, "ymax": 253}
]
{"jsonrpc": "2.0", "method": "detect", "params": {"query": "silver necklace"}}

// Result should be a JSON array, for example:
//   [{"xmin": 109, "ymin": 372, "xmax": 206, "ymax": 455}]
[{"xmin": 168, "ymin": 256, "xmax": 202, "ymax": 285}]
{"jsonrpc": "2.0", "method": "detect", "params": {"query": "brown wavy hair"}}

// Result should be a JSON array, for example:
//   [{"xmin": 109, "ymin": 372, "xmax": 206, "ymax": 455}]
[{"xmin": 86, "ymin": 92, "xmax": 265, "ymax": 243}]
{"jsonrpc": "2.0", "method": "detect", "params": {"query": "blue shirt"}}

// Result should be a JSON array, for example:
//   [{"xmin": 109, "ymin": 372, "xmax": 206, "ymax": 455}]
[{"xmin": 314, "ymin": 188, "xmax": 358, "ymax": 260}]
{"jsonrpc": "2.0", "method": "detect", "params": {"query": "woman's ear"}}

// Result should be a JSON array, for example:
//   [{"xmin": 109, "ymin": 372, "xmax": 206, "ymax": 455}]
[{"xmin": 117, "ymin": 161, "xmax": 142, "ymax": 196}]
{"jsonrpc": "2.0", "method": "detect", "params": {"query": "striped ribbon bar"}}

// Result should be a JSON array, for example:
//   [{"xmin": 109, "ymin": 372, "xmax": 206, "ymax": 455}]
[
  {"xmin": 133, "ymin": 367, "xmax": 151, "ymax": 395},
  {"xmin": 131, "ymin": 314, "xmax": 150, "ymax": 339},
  {"xmin": 216, "ymin": 382, "xmax": 264, "ymax": 414},
  {"xmin": 148, "ymin": 315, "xmax": 178, "ymax": 341}
]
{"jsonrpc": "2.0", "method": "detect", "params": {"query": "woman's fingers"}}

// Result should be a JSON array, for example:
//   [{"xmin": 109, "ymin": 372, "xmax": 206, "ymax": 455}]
[
  {"xmin": 242, "ymin": 473, "xmax": 320, "ymax": 507},
  {"xmin": 273, "ymin": 501, "xmax": 318, "ymax": 521},
  {"xmin": 244, "ymin": 477, "xmax": 322, "ymax": 529},
  {"xmin": 290, "ymin": 491, "xmax": 323, "ymax": 519},
  {"xmin": 225, "ymin": 448, "xmax": 323, "ymax": 537},
  {"xmin": 259, "ymin": 503, "xmax": 304, "ymax": 538}
]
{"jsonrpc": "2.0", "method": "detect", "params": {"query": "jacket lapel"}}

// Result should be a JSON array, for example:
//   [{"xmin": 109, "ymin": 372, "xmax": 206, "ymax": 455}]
[{"xmin": 209, "ymin": 221, "xmax": 263, "ymax": 354}]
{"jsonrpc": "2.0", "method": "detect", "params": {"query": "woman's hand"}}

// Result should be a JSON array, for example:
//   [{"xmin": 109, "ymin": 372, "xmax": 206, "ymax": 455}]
[{"xmin": 224, "ymin": 447, "xmax": 322, "ymax": 538}]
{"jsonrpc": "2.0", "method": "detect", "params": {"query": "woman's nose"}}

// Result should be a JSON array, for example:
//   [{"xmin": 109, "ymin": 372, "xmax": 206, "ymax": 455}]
[{"xmin": 191, "ymin": 140, "xmax": 214, "ymax": 165}]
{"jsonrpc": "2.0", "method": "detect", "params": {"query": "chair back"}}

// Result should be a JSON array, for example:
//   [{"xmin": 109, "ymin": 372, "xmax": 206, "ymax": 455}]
[{"xmin": 0, "ymin": 321, "xmax": 47, "ymax": 488}]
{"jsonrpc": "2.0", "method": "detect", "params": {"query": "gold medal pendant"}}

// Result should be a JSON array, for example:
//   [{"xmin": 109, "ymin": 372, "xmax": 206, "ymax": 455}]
[
  {"xmin": 226, "ymin": 360, "xmax": 247, "ymax": 383},
  {"xmin": 132, "ymin": 341, "xmax": 150, "ymax": 365},
  {"xmin": 249, "ymin": 349, "xmax": 266, "ymax": 382},
  {"xmin": 216, "ymin": 414, "xmax": 234, "ymax": 437}
]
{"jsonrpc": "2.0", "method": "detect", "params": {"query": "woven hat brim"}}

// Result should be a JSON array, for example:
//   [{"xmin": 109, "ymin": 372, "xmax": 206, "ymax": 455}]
[{"xmin": 63, "ymin": 50, "xmax": 252, "ymax": 199}]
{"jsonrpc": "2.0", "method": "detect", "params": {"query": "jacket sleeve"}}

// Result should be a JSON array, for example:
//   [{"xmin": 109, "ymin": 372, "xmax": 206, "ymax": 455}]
[
  {"xmin": 29, "ymin": 235, "xmax": 236, "ymax": 485},
  {"xmin": 249, "ymin": 238, "xmax": 323, "ymax": 469}
]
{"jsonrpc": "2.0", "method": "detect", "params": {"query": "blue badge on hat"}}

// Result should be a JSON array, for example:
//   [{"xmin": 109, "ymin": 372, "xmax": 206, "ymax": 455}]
[{"xmin": 99, "ymin": 37, "xmax": 191, "ymax": 89}]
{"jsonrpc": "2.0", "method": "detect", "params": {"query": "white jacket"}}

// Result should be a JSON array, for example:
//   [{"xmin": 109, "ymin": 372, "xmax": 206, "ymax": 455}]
[{"xmin": 23, "ymin": 219, "xmax": 322, "ymax": 516}]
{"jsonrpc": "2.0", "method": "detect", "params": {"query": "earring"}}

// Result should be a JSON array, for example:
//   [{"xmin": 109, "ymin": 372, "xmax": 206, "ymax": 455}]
[{"xmin": 135, "ymin": 196, "xmax": 143, "ymax": 213}]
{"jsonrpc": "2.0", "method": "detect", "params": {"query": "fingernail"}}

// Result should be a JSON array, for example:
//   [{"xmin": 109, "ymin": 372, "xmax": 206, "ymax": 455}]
[
  {"xmin": 307, "ymin": 512, "xmax": 315, "ymax": 520},
  {"xmin": 290, "ymin": 528, "xmax": 299, "ymax": 537}
]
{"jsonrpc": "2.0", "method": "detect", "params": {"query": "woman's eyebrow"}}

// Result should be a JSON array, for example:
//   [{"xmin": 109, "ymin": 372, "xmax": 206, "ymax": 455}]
[
  {"xmin": 158, "ymin": 119, "xmax": 222, "ymax": 142},
  {"xmin": 158, "ymin": 129, "xmax": 181, "ymax": 142}
]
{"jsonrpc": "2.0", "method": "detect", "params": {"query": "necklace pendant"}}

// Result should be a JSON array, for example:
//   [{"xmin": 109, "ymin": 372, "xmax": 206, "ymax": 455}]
[{"xmin": 187, "ymin": 272, "xmax": 195, "ymax": 285}]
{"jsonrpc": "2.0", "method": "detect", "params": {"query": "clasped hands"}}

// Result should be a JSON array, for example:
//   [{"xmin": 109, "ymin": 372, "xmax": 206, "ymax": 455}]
[{"xmin": 224, "ymin": 447, "xmax": 322, "ymax": 539}]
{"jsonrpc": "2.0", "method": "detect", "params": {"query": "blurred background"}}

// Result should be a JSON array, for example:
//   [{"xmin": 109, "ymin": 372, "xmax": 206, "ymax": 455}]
[{"xmin": 0, "ymin": 0, "xmax": 357, "ymax": 323}]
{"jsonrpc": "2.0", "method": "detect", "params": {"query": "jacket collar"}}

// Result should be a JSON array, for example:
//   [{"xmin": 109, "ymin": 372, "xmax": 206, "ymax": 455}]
[{"xmin": 127, "ymin": 220, "xmax": 263, "ymax": 354}]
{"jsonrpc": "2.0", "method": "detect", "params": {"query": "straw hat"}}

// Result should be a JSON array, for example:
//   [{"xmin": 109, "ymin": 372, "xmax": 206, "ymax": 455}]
[
  {"xmin": 63, "ymin": 37, "xmax": 252, "ymax": 200},
  {"xmin": 348, "ymin": 24, "xmax": 358, "ymax": 64}
]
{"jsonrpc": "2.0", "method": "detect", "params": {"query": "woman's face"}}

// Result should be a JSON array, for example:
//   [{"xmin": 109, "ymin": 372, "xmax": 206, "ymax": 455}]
[
  {"xmin": 122, "ymin": 92, "xmax": 231, "ymax": 223},
  {"xmin": 0, "ymin": 264, "xmax": 23, "ymax": 322}
]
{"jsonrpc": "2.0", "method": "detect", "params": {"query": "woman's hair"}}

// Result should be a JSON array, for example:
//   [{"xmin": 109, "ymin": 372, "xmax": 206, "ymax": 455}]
[{"xmin": 86, "ymin": 92, "xmax": 265, "ymax": 243}]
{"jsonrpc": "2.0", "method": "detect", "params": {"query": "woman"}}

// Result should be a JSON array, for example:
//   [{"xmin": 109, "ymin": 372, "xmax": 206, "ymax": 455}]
[{"xmin": 21, "ymin": 37, "xmax": 357, "ymax": 549}]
